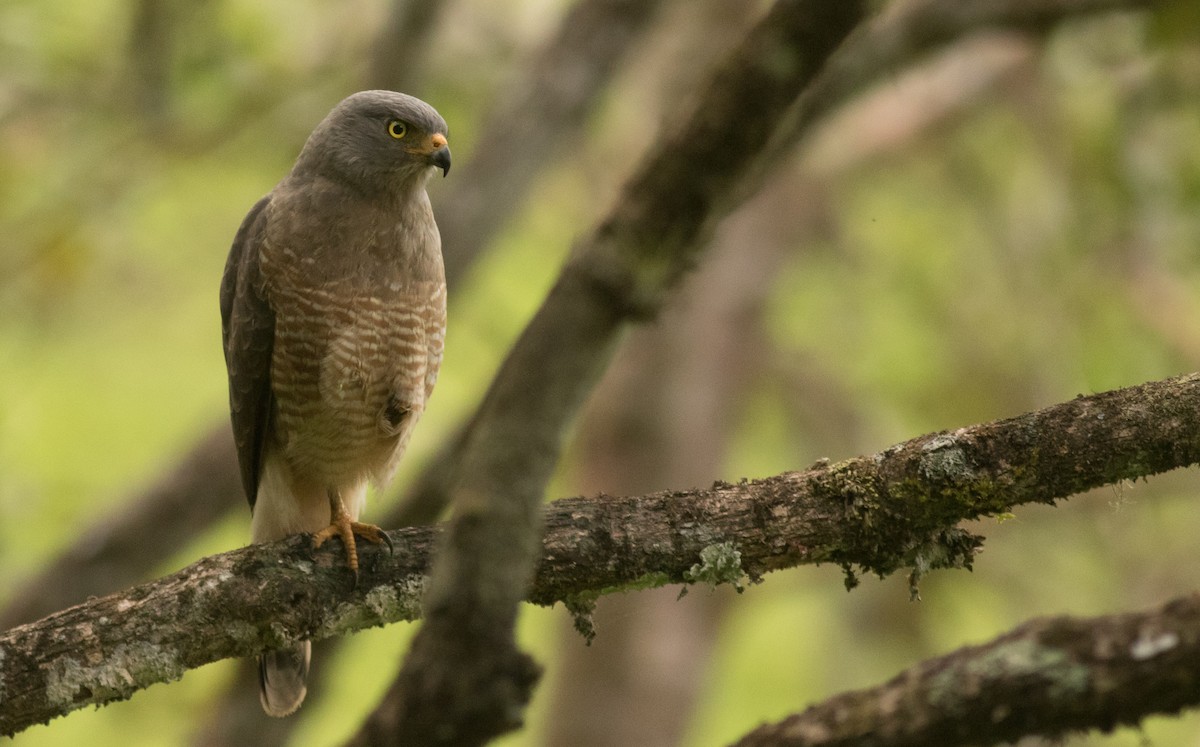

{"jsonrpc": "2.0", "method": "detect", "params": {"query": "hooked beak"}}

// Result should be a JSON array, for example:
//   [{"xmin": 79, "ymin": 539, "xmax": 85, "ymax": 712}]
[{"xmin": 429, "ymin": 133, "xmax": 451, "ymax": 177}]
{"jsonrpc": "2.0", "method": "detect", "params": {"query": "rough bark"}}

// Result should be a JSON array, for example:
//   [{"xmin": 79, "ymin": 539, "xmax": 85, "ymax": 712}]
[
  {"xmin": 541, "ymin": 371, "xmax": 1200, "ymax": 598},
  {"xmin": 2, "ymin": 371, "xmax": 1199, "ymax": 737},
  {"xmin": 733, "ymin": 593, "xmax": 1200, "ymax": 747},
  {"xmin": 0, "ymin": 530, "xmax": 431, "ymax": 738}
]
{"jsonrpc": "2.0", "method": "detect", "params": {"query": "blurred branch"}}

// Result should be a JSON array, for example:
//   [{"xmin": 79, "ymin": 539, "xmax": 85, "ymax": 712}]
[
  {"xmin": 387, "ymin": 0, "xmax": 673, "ymax": 530},
  {"xmin": 3, "ymin": 371, "xmax": 1200, "ymax": 737},
  {"xmin": 732, "ymin": 593, "xmax": 1200, "ymax": 747},
  {"xmin": 765, "ymin": 0, "xmax": 1167, "ymax": 167},
  {"xmin": 435, "ymin": 0, "xmax": 668, "ymax": 285},
  {"xmin": 125, "ymin": 0, "xmax": 174, "ymax": 124},
  {"xmin": 543, "ymin": 167, "xmax": 789, "ymax": 747},
  {"xmin": 349, "ymin": 0, "xmax": 1176, "ymax": 543},
  {"xmin": 349, "ymin": 2, "xmax": 866, "ymax": 744},
  {"xmin": 366, "ymin": 0, "xmax": 447, "ymax": 93}
]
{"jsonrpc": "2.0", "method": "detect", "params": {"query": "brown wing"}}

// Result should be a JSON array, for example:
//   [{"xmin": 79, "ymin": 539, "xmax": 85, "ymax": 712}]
[{"xmin": 220, "ymin": 195, "xmax": 275, "ymax": 510}]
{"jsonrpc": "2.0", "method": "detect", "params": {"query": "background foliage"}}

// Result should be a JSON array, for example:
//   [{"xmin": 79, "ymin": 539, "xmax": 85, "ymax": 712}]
[{"xmin": 2, "ymin": 1, "xmax": 1199, "ymax": 745}]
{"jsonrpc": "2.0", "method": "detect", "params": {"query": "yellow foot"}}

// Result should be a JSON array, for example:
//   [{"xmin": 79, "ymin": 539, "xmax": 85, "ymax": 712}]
[
  {"xmin": 312, "ymin": 521, "xmax": 391, "ymax": 574},
  {"xmin": 312, "ymin": 494, "xmax": 396, "ymax": 588}
]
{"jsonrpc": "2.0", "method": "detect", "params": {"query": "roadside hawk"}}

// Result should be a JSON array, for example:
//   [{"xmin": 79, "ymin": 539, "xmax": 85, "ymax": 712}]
[{"xmin": 220, "ymin": 90, "xmax": 451, "ymax": 717}]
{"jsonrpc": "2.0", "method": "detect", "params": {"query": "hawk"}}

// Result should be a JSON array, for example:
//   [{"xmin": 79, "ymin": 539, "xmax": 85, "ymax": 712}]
[{"xmin": 220, "ymin": 90, "xmax": 450, "ymax": 717}]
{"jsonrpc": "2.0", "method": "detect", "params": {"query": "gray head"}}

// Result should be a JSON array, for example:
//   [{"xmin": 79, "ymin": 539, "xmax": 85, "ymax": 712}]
[{"xmin": 292, "ymin": 90, "xmax": 451, "ymax": 193}]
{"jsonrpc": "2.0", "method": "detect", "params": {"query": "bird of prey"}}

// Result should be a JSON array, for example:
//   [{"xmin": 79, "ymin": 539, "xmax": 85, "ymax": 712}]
[{"xmin": 219, "ymin": 90, "xmax": 450, "ymax": 717}]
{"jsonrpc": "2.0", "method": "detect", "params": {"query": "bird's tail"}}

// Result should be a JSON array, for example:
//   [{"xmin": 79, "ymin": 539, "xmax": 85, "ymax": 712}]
[{"xmin": 258, "ymin": 641, "xmax": 311, "ymax": 717}]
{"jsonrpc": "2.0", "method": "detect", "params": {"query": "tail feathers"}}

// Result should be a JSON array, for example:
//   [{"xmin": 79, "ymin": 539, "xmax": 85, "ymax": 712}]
[{"xmin": 258, "ymin": 641, "xmax": 311, "ymax": 717}]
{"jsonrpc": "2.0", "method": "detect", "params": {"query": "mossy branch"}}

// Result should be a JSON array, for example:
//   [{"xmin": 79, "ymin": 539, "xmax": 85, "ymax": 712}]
[
  {"xmin": 734, "ymin": 593, "xmax": 1200, "ymax": 746},
  {"xmin": 2, "ymin": 371, "xmax": 1197, "ymax": 737}
]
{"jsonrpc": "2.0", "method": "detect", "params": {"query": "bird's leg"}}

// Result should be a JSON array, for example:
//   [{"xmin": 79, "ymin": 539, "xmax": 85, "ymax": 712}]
[{"xmin": 311, "ymin": 488, "xmax": 393, "ymax": 582}]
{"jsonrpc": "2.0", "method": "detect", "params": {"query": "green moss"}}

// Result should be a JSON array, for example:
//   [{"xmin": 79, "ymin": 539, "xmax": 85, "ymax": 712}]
[
  {"xmin": 562, "ymin": 595, "xmax": 598, "ymax": 644},
  {"xmin": 684, "ymin": 542, "xmax": 747, "ymax": 592}
]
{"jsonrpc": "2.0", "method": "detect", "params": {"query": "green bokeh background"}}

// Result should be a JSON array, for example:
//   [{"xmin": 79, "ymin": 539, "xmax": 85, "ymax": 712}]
[{"xmin": 2, "ymin": 1, "xmax": 1200, "ymax": 745}]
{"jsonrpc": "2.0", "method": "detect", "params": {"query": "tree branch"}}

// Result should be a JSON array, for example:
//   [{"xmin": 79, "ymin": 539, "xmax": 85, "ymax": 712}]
[
  {"xmin": 733, "ymin": 593, "xmax": 1200, "ymax": 746},
  {"xmin": 534, "ymin": 371, "xmax": 1200, "ymax": 600},
  {"xmin": 3, "ymin": 371, "xmax": 1197, "ymax": 737}
]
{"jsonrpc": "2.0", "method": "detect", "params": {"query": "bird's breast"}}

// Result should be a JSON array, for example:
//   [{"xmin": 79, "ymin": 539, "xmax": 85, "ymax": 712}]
[{"xmin": 264, "ymin": 270, "xmax": 446, "ymax": 485}]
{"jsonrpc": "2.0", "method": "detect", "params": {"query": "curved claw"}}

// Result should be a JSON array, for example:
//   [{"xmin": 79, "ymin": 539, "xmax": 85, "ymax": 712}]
[{"xmin": 311, "ymin": 489, "xmax": 392, "ymax": 587}]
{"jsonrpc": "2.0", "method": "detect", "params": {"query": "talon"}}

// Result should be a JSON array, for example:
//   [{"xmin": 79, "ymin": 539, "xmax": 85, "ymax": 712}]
[
  {"xmin": 351, "ymin": 522, "xmax": 393, "ymax": 554},
  {"xmin": 312, "ymin": 489, "xmax": 391, "ymax": 583}
]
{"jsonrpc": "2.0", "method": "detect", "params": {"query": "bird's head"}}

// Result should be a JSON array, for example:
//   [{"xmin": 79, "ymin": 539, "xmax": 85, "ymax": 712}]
[{"xmin": 293, "ymin": 90, "xmax": 451, "ymax": 194}]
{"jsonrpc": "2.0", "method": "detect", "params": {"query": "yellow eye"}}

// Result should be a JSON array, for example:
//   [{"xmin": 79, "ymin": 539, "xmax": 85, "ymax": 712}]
[{"xmin": 387, "ymin": 120, "xmax": 407, "ymax": 139}]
